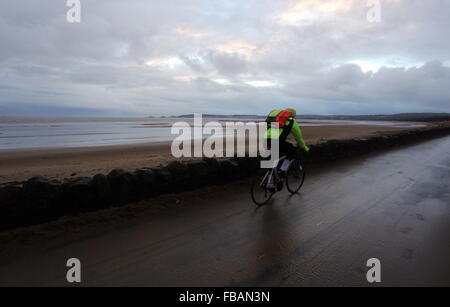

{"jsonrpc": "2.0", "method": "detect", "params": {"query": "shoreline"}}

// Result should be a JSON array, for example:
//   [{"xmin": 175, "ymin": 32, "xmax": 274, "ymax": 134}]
[{"xmin": 0, "ymin": 124, "xmax": 428, "ymax": 184}]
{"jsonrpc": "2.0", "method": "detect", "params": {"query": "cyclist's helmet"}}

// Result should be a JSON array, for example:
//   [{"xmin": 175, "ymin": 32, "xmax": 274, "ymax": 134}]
[{"xmin": 285, "ymin": 108, "xmax": 297, "ymax": 118}]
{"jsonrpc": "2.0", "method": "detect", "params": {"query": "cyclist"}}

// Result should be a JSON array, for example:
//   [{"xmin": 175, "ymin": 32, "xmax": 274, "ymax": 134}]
[{"xmin": 264, "ymin": 108, "xmax": 310, "ymax": 174}]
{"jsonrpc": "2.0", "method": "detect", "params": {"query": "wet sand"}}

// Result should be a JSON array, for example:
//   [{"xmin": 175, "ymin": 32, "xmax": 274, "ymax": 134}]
[{"xmin": 0, "ymin": 125, "xmax": 421, "ymax": 184}]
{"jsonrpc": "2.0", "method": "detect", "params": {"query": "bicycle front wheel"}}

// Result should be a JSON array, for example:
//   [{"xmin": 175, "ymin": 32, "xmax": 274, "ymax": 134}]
[
  {"xmin": 251, "ymin": 169, "xmax": 273, "ymax": 206},
  {"xmin": 286, "ymin": 160, "xmax": 305, "ymax": 194}
]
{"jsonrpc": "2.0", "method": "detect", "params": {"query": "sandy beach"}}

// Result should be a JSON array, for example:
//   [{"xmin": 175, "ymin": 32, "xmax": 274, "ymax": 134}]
[{"xmin": 0, "ymin": 124, "xmax": 424, "ymax": 185}]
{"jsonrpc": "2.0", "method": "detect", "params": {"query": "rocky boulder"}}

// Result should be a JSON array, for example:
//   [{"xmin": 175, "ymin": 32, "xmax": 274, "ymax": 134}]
[
  {"xmin": 134, "ymin": 168, "xmax": 156, "ymax": 198},
  {"xmin": 107, "ymin": 169, "xmax": 138, "ymax": 204},
  {"xmin": 185, "ymin": 160, "xmax": 209, "ymax": 185},
  {"xmin": 166, "ymin": 161, "xmax": 191, "ymax": 191},
  {"xmin": 152, "ymin": 167, "xmax": 173, "ymax": 194}
]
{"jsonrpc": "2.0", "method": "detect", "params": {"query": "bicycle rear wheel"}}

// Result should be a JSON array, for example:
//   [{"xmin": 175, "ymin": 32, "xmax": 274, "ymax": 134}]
[
  {"xmin": 286, "ymin": 160, "xmax": 305, "ymax": 193},
  {"xmin": 251, "ymin": 169, "xmax": 273, "ymax": 206}
]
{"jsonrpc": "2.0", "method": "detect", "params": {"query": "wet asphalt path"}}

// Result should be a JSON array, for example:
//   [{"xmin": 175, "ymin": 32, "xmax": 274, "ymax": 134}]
[{"xmin": 0, "ymin": 136, "xmax": 449, "ymax": 286}]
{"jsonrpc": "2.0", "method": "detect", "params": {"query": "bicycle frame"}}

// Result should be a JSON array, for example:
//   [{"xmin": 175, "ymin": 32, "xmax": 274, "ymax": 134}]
[
  {"xmin": 260, "ymin": 155, "xmax": 287, "ymax": 190},
  {"xmin": 251, "ymin": 152, "xmax": 305, "ymax": 205}
]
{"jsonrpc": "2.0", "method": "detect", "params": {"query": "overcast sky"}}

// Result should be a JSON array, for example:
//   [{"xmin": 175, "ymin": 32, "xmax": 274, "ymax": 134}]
[{"xmin": 0, "ymin": 0, "xmax": 449, "ymax": 116}]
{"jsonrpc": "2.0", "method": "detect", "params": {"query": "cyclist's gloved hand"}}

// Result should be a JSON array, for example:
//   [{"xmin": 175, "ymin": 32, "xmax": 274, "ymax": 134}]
[{"xmin": 304, "ymin": 145, "xmax": 310, "ymax": 152}]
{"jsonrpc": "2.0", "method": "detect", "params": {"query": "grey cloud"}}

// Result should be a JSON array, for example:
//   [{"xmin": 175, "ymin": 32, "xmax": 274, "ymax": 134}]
[
  {"xmin": 284, "ymin": 61, "xmax": 450, "ymax": 110},
  {"xmin": 0, "ymin": 0, "xmax": 449, "ymax": 116}
]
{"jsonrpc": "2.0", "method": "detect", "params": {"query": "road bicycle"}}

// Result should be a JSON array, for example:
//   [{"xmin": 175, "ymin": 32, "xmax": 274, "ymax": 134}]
[{"xmin": 250, "ymin": 154, "xmax": 305, "ymax": 206}]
